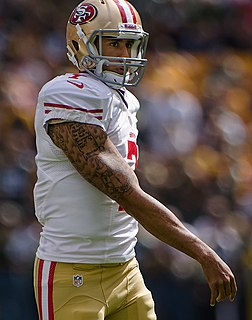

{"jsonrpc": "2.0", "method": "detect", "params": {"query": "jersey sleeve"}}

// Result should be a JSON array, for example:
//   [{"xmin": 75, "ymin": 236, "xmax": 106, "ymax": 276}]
[{"xmin": 40, "ymin": 75, "xmax": 113, "ymax": 131}]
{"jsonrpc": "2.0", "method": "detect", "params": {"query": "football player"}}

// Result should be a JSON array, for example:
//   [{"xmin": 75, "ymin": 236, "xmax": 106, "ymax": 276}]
[{"xmin": 33, "ymin": 0, "xmax": 237, "ymax": 319}]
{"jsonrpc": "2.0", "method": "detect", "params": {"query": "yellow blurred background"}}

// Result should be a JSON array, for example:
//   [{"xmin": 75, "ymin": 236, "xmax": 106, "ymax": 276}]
[{"xmin": 0, "ymin": 1, "xmax": 252, "ymax": 319}]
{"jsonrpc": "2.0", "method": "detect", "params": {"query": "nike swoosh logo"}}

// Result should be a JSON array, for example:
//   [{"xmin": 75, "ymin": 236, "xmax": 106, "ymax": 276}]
[{"xmin": 67, "ymin": 80, "xmax": 84, "ymax": 89}]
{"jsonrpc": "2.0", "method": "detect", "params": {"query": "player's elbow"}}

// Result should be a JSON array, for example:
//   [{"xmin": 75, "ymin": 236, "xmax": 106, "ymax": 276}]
[{"xmin": 117, "ymin": 185, "xmax": 146, "ymax": 216}]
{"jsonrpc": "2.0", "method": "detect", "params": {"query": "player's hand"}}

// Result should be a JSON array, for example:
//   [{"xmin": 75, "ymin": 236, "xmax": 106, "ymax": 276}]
[{"xmin": 201, "ymin": 253, "xmax": 237, "ymax": 306}]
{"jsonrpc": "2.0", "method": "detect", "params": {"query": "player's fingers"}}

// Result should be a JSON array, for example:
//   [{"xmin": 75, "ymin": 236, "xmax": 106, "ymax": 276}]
[
  {"xmin": 216, "ymin": 285, "xmax": 226, "ymax": 303},
  {"xmin": 221, "ymin": 275, "xmax": 237, "ymax": 302},
  {"xmin": 215, "ymin": 275, "xmax": 237, "ymax": 304},
  {"xmin": 210, "ymin": 284, "xmax": 218, "ymax": 306},
  {"xmin": 229, "ymin": 276, "xmax": 237, "ymax": 302},
  {"xmin": 221, "ymin": 278, "xmax": 232, "ymax": 301},
  {"xmin": 210, "ymin": 280, "xmax": 229, "ymax": 306}
]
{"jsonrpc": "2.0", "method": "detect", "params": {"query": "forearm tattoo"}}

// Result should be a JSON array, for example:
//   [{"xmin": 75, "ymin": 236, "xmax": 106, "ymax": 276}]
[{"xmin": 48, "ymin": 122, "xmax": 134, "ymax": 201}]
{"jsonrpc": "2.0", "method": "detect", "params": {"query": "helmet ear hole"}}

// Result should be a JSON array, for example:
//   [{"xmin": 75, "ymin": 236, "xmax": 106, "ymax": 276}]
[{"xmin": 72, "ymin": 40, "xmax": 79, "ymax": 51}]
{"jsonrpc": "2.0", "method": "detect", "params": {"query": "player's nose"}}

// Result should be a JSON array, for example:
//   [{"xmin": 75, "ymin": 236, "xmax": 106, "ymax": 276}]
[{"xmin": 119, "ymin": 44, "xmax": 130, "ymax": 58}]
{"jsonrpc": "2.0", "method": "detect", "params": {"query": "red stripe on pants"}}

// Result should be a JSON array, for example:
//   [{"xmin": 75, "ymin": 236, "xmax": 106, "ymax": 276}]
[{"xmin": 48, "ymin": 262, "xmax": 57, "ymax": 320}]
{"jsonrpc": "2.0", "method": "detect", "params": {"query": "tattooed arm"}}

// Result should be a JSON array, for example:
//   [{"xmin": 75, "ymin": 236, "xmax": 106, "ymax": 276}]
[
  {"xmin": 48, "ymin": 121, "xmax": 138, "ymax": 201},
  {"xmin": 48, "ymin": 121, "xmax": 237, "ymax": 306}
]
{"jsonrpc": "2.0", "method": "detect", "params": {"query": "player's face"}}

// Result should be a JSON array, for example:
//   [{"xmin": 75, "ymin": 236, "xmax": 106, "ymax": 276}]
[{"xmin": 100, "ymin": 38, "xmax": 133, "ymax": 74}]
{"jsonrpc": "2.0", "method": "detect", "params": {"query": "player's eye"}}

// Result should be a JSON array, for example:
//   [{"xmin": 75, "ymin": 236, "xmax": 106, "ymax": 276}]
[
  {"xmin": 109, "ymin": 40, "xmax": 119, "ymax": 47},
  {"xmin": 126, "ymin": 41, "xmax": 134, "ymax": 49}
]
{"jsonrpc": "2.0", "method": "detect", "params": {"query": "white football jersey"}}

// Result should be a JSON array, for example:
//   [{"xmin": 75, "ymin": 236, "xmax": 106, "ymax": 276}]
[{"xmin": 34, "ymin": 73, "xmax": 140, "ymax": 263}]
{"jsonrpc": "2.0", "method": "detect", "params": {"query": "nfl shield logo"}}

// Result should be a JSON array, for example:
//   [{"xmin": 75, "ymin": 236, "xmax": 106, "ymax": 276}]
[{"xmin": 73, "ymin": 274, "xmax": 83, "ymax": 287}]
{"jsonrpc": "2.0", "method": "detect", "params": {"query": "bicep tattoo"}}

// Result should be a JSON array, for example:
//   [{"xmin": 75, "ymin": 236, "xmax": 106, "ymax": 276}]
[{"xmin": 48, "ymin": 122, "xmax": 134, "ymax": 201}]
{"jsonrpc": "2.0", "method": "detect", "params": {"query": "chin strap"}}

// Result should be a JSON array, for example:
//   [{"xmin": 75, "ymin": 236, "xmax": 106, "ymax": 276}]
[
  {"xmin": 93, "ymin": 59, "xmax": 127, "ymax": 88},
  {"xmin": 100, "ymin": 71, "xmax": 128, "ymax": 89},
  {"xmin": 95, "ymin": 59, "xmax": 108, "ymax": 76}
]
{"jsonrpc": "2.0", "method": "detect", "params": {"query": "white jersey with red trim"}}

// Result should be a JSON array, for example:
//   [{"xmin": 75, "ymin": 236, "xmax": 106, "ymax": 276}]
[{"xmin": 34, "ymin": 72, "xmax": 140, "ymax": 264}]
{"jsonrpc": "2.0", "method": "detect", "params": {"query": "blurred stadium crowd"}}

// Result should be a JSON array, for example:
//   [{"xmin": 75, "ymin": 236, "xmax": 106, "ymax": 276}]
[{"xmin": 1, "ymin": 0, "xmax": 252, "ymax": 319}]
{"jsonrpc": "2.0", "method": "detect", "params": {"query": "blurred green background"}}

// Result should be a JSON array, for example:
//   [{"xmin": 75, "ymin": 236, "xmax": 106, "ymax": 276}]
[{"xmin": 0, "ymin": 0, "xmax": 252, "ymax": 319}]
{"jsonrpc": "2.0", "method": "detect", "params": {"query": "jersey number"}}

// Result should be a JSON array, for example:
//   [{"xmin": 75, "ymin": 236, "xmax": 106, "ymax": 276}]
[{"xmin": 128, "ymin": 140, "xmax": 138, "ymax": 170}]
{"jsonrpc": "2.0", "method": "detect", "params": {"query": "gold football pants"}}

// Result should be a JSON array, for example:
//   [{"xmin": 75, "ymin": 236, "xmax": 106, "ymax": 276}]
[{"xmin": 33, "ymin": 257, "xmax": 157, "ymax": 320}]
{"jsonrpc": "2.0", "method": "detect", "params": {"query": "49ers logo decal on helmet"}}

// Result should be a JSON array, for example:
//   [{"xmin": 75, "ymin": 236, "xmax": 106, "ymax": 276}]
[{"xmin": 70, "ymin": 3, "xmax": 97, "ymax": 25}]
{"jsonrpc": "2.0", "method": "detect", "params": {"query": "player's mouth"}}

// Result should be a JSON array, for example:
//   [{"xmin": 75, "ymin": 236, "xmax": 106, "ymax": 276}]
[
  {"xmin": 114, "ymin": 67, "xmax": 127, "ymax": 75},
  {"xmin": 105, "ymin": 65, "xmax": 128, "ymax": 75}
]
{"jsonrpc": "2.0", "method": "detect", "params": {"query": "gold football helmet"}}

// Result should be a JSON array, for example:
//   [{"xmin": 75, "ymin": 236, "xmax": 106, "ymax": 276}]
[{"xmin": 66, "ymin": 0, "xmax": 149, "ymax": 87}]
